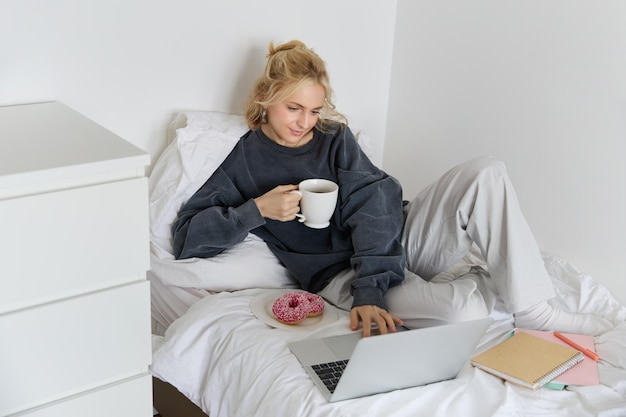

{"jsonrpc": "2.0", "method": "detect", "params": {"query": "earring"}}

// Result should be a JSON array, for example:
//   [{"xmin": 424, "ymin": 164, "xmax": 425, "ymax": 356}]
[{"xmin": 261, "ymin": 108, "xmax": 267, "ymax": 123}]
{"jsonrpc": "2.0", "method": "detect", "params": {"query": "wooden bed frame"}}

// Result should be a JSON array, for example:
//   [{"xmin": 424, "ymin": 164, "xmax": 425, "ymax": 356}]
[{"xmin": 153, "ymin": 376, "xmax": 208, "ymax": 417}]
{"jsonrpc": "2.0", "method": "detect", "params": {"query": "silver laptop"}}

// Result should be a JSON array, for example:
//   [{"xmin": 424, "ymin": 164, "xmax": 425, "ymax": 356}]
[{"xmin": 288, "ymin": 318, "xmax": 491, "ymax": 402}]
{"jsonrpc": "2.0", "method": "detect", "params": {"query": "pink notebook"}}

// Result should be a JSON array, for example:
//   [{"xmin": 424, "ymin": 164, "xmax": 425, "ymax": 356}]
[{"xmin": 515, "ymin": 329, "xmax": 599, "ymax": 386}]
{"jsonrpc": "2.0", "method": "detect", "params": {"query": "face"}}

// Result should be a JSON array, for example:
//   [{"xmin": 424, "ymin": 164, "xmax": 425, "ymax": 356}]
[{"xmin": 262, "ymin": 83, "xmax": 326, "ymax": 148}]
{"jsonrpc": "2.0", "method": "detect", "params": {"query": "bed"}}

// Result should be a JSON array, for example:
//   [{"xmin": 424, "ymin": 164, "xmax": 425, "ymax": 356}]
[{"xmin": 148, "ymin": 111, "xmax": 626, "ymax": 417}]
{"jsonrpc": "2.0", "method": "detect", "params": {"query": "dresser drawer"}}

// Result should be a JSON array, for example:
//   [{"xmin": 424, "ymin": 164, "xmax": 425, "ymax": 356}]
[
  {"xmin": 0, "ymin": 281, "xmax": 152, "ymax": 416},
  {"xmin": 0, "ymin": 178, "xmax": 149, "ymax": 313},
  {"xmin": 14, "ymin": 374, "xmax": 153, "ymax": 417}
]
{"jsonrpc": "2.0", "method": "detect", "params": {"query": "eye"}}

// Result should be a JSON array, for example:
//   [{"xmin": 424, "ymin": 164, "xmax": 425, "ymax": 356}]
[
  {"xmin": 287, "ymin": 106, "xmax": 299, "ymax": 112},
  {"xmin": 311, "ymin": 110, "xmax": 320, "ymax": 115}
]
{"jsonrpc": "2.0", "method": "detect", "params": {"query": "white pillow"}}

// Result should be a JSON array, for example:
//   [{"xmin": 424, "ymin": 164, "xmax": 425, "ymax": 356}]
[
  {"xmin": 150, "ymin": 111, "xmax": 248, "ymax": 252},
  {"xmin": 148, "ymin": 111, "xmax": 374, "ymax": 291}
]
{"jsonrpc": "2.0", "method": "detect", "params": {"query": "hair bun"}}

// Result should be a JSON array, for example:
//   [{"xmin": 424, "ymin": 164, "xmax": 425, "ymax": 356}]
[{"xmin": 267, "ymin": 40, "xmax": 307, "ymax": 58}]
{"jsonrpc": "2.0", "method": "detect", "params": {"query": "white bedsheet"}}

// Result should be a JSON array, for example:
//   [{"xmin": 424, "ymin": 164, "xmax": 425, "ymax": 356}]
[{"xmin": 151, "ymin": 255, "xmax": 626, "ymax": 417}]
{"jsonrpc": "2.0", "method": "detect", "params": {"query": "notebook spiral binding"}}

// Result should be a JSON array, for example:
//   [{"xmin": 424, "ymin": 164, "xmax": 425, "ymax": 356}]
[{"xmin": 534, "ymin": 352, "xmax": 585, "ymax": 387}]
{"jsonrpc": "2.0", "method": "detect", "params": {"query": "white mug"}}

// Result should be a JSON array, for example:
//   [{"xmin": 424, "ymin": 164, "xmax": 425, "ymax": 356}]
[{"xmin": 291, "ymin": 179, "xmax": 338, "ymax": 229}]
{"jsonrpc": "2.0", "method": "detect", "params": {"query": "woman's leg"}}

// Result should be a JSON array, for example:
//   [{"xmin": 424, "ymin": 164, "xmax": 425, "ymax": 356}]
[
  {"xmin": 319, "ymin": 265, "xmax": 497, "ymax": 328},
  {"xmin": 385, "ymin": 266, "xmax": 497, "ymax": 328},
  {"xmin": 401, "ymin": 156, "xmax": 554, "ymax": 312},
  {"xmin": 400, "ymin": 156, "xmax": 612, "ymax": 334}
]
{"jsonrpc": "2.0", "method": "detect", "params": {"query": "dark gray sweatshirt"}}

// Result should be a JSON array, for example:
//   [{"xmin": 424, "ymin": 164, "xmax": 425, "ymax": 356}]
[{"xmin": 172, "ymin": 124, "xmax": 406, "ymax": 310}]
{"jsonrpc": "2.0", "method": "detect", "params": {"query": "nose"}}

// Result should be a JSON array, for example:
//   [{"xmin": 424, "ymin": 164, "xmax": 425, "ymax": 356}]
[{"xmin": 297, "ymin": 112, "xmax": 310, "ymax": 129}]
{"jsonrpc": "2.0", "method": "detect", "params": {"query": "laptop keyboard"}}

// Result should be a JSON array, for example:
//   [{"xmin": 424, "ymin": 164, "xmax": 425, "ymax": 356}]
[{"xmin": 312, "ymin": 359, "xmax": 349, "ymax": 393}]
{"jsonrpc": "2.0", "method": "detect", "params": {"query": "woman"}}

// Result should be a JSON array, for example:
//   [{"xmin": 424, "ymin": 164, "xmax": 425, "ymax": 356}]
[{"xmin": 172, "ymin": 40, "xmax": 612, "ymax": 337}]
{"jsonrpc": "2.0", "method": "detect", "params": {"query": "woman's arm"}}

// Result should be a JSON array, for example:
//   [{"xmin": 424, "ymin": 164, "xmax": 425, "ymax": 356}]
[
  {"xmin": 332, "ymin": 128, "xmax": 406, "ymax": 310},
  {"xmin": 172, "ymin": 169, "xmax": 303, "ymax": 259},
  {"xmin": 171, "ymin": 169, "xmax": 266, "ymax": 259}
]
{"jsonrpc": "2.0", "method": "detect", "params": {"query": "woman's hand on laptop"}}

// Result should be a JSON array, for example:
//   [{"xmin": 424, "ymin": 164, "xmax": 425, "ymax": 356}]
[{"xmin": 350, "ymin": 305, "xmax": 404, "ymax": 337}]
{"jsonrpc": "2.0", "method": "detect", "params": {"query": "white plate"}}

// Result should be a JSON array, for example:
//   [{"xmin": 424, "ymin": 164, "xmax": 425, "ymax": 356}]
[{"xmin": 250, "ymin": 289, "xmax": 339, "ymax": 331}]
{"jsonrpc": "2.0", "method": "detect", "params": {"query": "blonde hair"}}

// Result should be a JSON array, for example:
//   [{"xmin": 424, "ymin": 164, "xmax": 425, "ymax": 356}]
[{"xmin": 244, "ymin": 40, "xmax": 347, "ymax": 131}]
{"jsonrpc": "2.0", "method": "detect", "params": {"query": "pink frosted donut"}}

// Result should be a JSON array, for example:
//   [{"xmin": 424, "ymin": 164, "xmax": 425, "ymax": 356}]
[
  {"xmin": 272, "ymin": 292, "xmax": 310, "ymax": 324},
  {"xmin": 303, "ymin": 293, "xmax": 325, "ymax": 317}
]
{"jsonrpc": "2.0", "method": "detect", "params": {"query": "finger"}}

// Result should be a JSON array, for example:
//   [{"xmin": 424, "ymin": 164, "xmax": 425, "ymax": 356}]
[
  {"xmin": 362, "ymin": 318, "xmax": 372, "ymax": 338},
  {"xmin": 286, "ymin": 192, "xmax": 302, "ymax": 204},
  {"xmin": 383, "ymin": 314, "xmax": 396, "ymax": 333},
  {"xmin": 375, "ymin": 309, "xmax": 398, "ymax": 333},
  {"xmin": 381, "ymin": 311, "xmax": 404, "ymax": 333},
  {"xmin": 279, "ymin": 184, "xmax": 299, "ymax": 193},
  {"xmin": 349, "ymin": 309, "xmax": 360, "ymax": 331},
  {"xmin": 354, "ymin": 308, "xmax": 373, "ymax": 337},
  {"xmin": 375, "ymin": 314, "xmax": 389, "ymax": 335}
]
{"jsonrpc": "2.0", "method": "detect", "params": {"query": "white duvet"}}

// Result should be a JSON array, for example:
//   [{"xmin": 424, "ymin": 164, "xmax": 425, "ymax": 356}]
[{"xmin": 151, "ymin": 254, "xmax": 626, "ymax": 417}]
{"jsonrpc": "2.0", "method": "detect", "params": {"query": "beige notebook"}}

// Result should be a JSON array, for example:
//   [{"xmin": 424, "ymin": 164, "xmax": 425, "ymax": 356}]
[{"xmin": 471, "ymin": 332, "xmax": 584, "ymax": 389}]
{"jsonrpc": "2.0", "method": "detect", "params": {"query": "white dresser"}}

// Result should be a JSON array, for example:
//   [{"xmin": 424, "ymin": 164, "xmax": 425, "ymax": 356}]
[{"xmin": 0, "ymin": 102, "xmax": 152, "ymax": 416}]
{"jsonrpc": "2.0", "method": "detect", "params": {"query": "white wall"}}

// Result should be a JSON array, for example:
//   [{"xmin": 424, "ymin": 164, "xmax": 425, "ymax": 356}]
[
  {"xmin": 385, "ymin": 0, "xmax": 626, "ymax": 304},
  {"xmin": 0, "ymin": 0, "xmax": 396, "ymax": 167}
]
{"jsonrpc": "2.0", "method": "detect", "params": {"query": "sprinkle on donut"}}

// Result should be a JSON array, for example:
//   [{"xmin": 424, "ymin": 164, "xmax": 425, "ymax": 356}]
[{"xmin": 272, "ymin": 292, "xmax": 325, "ymax": 324}]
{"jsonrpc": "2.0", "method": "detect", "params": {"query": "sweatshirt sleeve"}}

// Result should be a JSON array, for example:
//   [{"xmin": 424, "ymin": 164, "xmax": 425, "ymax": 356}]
[
  {"xmin": 171, "ymin": 168, "xmax": 266, "ymax": 259},
  {"xmin": 332, "ymin": 127, "xmax": 406, "ymax": 310}
]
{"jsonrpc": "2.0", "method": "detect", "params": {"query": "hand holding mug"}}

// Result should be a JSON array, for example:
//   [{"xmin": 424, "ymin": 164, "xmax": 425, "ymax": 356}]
[{"xmin": 254, "ymin": 185, "xmax": 302, "ymax": 222}]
